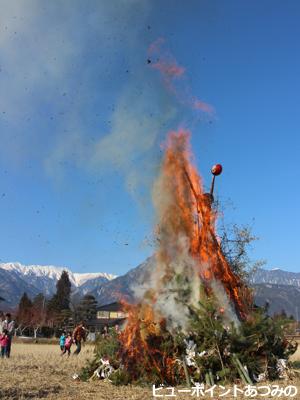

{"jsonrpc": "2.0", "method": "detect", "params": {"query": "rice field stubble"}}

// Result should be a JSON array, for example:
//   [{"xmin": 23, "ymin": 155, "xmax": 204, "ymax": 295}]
[
  {"xmin": 0, "ymin": 342, "xmax": 299, "ymax": 400},
  {"xmin": 0, "ymin": 343, "xmax": 149, "ymax": 400}
]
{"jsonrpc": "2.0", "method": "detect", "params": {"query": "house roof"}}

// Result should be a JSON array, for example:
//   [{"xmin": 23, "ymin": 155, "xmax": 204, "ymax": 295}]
[{"xmin": 97, "ymin": 301, "xmax": 124, "ymax": 312}]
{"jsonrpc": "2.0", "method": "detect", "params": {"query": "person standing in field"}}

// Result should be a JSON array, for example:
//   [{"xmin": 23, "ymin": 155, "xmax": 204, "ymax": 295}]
[
  {"xmin": 3, "ymin": 313, "xmax": 15, "ymax": 358},
  {"xmin": 72, "ymin": 321, "xmax": 86, "ymax": 355},
  {"xmin": 0, "ymin": 312, "xmax": 4, "ymax": 334},
  {"xmin": 61, "ymin": 332, "xmax": 72, "ymax": 356},
  {"xmin": 0, "ymin": 329, "xmax": 9, "ymax": 358},
  {"xmin": 59, "ymin": 331, "xmax": 66, "ymax": 353}
]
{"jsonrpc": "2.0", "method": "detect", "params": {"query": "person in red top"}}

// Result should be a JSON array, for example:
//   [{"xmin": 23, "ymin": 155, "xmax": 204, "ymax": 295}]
[{"xmin": 0, "ymin": 329, "xmax": 9, "ymax": 358}]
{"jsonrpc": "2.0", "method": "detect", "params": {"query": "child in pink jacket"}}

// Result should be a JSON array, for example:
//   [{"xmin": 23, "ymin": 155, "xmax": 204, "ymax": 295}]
[
  {"xmin": 0, "ymin": 329, "xmax": 9, "ymax": 358},
  {"xmin": 61, "ymin": 332, "xmax": 72, "ymax": 356}
]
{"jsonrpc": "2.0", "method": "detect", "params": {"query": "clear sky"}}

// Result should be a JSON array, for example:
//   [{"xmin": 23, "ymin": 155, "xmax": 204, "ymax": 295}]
[{"xmin": 0, "ymin": 0, "xmax": 299, "ymax": 275}]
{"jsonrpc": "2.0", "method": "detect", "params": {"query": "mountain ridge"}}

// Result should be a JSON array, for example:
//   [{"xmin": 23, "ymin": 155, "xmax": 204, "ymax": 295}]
[
  {"xmin": 0, "ymin": 262, "xmax": 116, "ymax": 285},
  {"xmin": 250, "ymin": 268, "xmax": 300, "ymax": 287},
  {"xmin": 0, "ymin": 262, "xmax": 116, "ymax": 307},
  {"xmin": 1, "ymin": 262, "xmax": 299, "ymax": 319}
]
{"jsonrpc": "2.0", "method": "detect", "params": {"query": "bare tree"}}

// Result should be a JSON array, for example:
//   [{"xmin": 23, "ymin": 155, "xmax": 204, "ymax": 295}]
[{"xmin": 219, "ymin": 222, "xmax": 265, "ymax": 282}]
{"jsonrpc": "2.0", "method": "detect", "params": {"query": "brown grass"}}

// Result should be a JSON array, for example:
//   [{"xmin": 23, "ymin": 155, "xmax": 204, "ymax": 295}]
[
  {"xmin": 0, "ymin": 343, "xmax": 150, "ymax": 399},
  {"xmin": 0, "ymin": 342, "xmax": 299, "ymax": 399}
]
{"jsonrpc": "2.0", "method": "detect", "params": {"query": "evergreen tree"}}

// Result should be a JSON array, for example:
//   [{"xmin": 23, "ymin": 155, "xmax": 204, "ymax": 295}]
[
  {"xmin": 47, "ymin": 270, "xmax": 72, "ymax": 315},
  {"xmin": 56, "ymin": 308, "xmax": 73, "ymax": 328},
  {"xmin": 46, "ymin": 271, "xmax": 72, "ymax": 327},
  {"xmin": 76, "ymin": 294, "xmax": 98, "ymax": 322},
  {"xmin": 56, "ymin": 270, "xmax": 72, "ymax": 310},
  {"xmin": 46, "ymin": 295, "xmax": 59, "ymax": 318}
]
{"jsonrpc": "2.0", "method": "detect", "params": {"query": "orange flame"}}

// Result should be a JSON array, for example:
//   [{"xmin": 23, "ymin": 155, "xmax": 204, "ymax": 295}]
[
  {"xmin": 157, "ymin": 129, "xmax": 251, "ymax": 318},
  {"xmin": 119, "ymin": 302, "xmax": 181, "ymax": 383},
  {"xmin": 119, "ymin": 129, "xmax": 252, "ymax": 379}
]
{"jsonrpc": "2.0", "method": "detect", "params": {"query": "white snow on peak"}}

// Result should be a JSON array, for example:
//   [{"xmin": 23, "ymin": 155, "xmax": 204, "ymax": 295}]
[
  {"xmin": 0, "ymin": 262, "xmax": 69, "ymax": 277},
  {"xmin": 73, "ymin": 272, "xmax": 116, "ymax": 286},
  {"xmin": 0, "ymin": 262, "xmax": 116, "ymax": 287}
]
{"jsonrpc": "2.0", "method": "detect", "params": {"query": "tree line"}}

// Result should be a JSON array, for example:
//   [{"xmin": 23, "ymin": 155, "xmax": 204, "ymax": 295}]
[{"xmin": 16, "ymin": 270, "xmax": 98, "ymax": 337}]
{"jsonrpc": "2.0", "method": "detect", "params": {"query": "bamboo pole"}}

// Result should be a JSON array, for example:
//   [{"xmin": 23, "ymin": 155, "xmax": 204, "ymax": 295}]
[{"xmin": 182, "ymin": 356, "xmax": 191, "ymax": 388}]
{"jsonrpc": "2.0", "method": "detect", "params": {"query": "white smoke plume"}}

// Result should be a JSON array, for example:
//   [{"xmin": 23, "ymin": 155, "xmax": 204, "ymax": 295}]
[
  {"xmin": 210, "ymin": 280, "xmax": 240, "ymax": 328},
  {"xmin": 132, "ymin": 242, "xmax": 202, "ymax": 332},
  {"xmin": 131, "ymin": 130, "xmax": 241, "ymax": 332},
  {"xmin": 0, "ymin": 0, "xmax": 178, "ymax": 190},
  {"xmin": 131, "ymin": 134, "xmax": 204, "ymax": 331}
]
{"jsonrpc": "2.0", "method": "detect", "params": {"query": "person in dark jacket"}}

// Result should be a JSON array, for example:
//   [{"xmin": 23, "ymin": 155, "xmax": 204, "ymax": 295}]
[{"xmin": 72, "ymin": 321, "xmax": 86, "ymax": 355}]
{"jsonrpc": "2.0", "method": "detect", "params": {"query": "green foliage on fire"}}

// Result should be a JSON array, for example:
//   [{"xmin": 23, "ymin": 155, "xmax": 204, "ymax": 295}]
[
  {"xmin": 186, "ymin": 298, "xmax": 297, "ymax": 384},
  {"xmin": 79, "ymin": 222, "xmax": 295, "ymax": 386},
  {"xmin": 81, "ymin": 295, "xmax": 297, "ymax": 386}
]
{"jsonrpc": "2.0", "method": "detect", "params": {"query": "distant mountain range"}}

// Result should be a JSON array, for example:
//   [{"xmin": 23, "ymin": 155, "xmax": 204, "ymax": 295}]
[
  {"xmin": 93, "ymin": 263, "xmax": 300, "ymax": 319},
  {"xmin": 250, "ymin": 268, "xmax": 300, "ymax": 287},
  {"xmin": 253, "ymin": 283, "xmax": 300, "ymax": 318},
  {"xmin": 0, "ymin": 261, "xmax": 299, "ymax": 319},
  {"xmin": 0, "ymin": 262, "xmax": 116, "ymax": 308}
]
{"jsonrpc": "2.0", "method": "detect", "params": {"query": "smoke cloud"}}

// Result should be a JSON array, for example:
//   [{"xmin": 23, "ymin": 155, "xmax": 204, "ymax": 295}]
[
  {"xmin": 1, "ymin": 0, "xmax": 171, "ymax": 187},
  {"xmin": 0, "ymin": 1, "xmax": 213, "ymax": 201}
]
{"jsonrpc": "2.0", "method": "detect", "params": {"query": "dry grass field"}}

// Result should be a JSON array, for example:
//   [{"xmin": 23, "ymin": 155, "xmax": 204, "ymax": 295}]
[
  {"xmin": 0, "ymin": 343, "xmax": 151, "ymax": 400},
  {"xmin": 0, "ymin": 342, "xmax": 299, "ymax": 400}
]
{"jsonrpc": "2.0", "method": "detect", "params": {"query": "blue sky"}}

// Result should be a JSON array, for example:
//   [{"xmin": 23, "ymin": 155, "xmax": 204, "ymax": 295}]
[{"xmin": 0, "ymin": 0, "xmax": 299, "ymax": 275}]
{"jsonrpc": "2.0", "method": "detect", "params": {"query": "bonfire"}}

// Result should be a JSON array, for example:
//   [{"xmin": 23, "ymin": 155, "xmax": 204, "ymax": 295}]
[{"xmin": 81, "ymin": 130, "xmax": 297, "ymax": 386}]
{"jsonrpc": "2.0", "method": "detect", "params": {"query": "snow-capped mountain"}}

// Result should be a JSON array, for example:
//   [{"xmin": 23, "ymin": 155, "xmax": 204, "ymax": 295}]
[
  {"xmin": 1, "ymin": 262, "xmax": 300, "ymax": 319},
  {"xmin": 250, "ymin": 268, "xmax": 300, "ymax": 287},
  {"xmin": 0, "ymin": 262, "xmax": 116, "ymax": 307}
]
